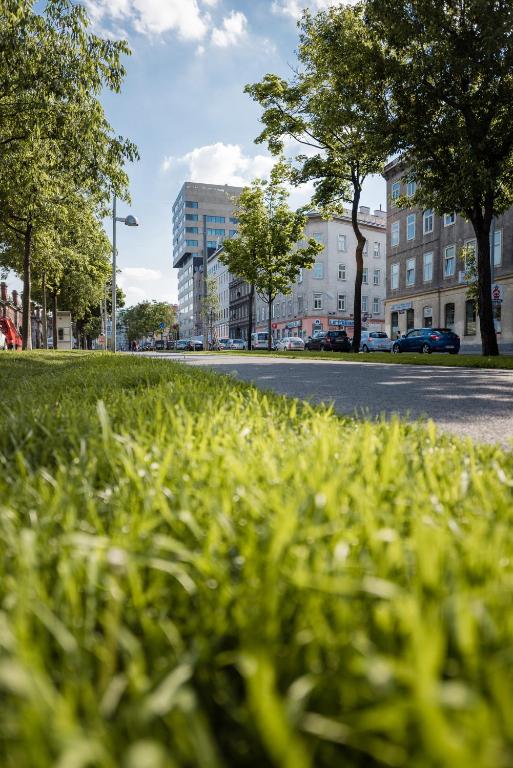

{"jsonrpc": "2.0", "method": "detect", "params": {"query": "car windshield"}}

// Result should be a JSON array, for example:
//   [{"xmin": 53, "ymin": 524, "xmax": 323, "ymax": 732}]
[{"xmin": 372, "ymin": 332, "xmax": 388, "ymax": 338}]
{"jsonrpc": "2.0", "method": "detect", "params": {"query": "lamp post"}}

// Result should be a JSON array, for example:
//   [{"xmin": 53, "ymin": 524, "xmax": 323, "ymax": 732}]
[{"xmin": 112, "ymin": 194, "xmax": 139, "ymax": 352}]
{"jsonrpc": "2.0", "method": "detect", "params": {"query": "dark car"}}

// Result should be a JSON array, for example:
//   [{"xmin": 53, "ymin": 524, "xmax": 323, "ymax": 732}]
[
  {"xmin": 392, "ymin": 327, "xmax": 460, "ymax": 354},
  {"xmin": 155, "ymin": 339, "xmax": 165, "ymax": 350},
  {"xmin": 166, "ymin": 339, "xmax": 176, "ymax": 350},
  {"xmin": 305, "ymin": 330, "xmax": 352, "ymax": 352}
]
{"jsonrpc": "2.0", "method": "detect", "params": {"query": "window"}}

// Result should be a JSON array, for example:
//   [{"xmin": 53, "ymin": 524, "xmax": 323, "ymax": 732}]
[
  {"xmin": 288, "ymin": 300, "xmax": 293, "ymax": 315},
  {"xmin": 407, "ymin": 179, "xmax": 417, "ymax": 198},
  {"xmin": 494, "ymin": 229, "xmax": 502, "ymax": 266},
  {"xmin": 312, "ymin": 232, "xmax": 323, "ymax": 242},
  {"xmin": 373, "ymin": 242, "xmax": 381, "ymax": 258},
  {"xmin": 207, "ymin": 240, "xmax": 218, "ymax": 248},
  {"xmin": 445, "ymin": 303, "xmax": 455, "ymax": 330},
  {"xmin": 229, "ymin": 229, "xmax": 237, "ymax": 237},
  {"xmin": 423, "ymin": 209, "xmax": 434, "ymax": 234},
  {"xmin": 493, "ymin": 303, "xmax": 502, "ymax": 334},
  {"xmin": 337, "ymin": 234, "xmax": 347, "ymax": 252},
  {"xmin": 391, "ymin": 221, "xmax": 400, "ymax": 246},
  {"xmin": 186, "ymin": 239, "xmax": 198, "ymax": 247},
  {"xmin": 206, "ymin": 215, "xmax": 225, "ymax": 223},
  {"xmin": 362, "ymin": 268, "xmax": 368, "ymax": 284},
  {"xmin": 373, "ymin": 269, "xmax": 380, "ymax": 286},
  {"xmin": 207, "ymin": 228, "xmax": 225, "ymax": 236},
  {"xmin": 338, "ymin": 293, "xmax": 346, "ymax": 311},
  {"xmin": 185, "ymin": 227, "xmax": 198, "ymax": 233},
  {"xmin": 298, "ymin": 296, "xmax": 304, "ymax": 313},
  {"xmin": 338, "ymin": 263, "xmax": 346, "ymax": 280},
  {"xmin": 373, "ymin": 297, "xmax": 380, "ymax": 314},
  {"xmin": 406, "ymin": 257, "xmax": 416, "ymax": 286},
  {"xmin": 444, "ymin": 245, "xmax": 456, "ymax": 277},
  {"xmin": 363, "ymin": 241, "xmax": 368, "ymax": 256},
  {"xmin": 406, "ymin": 308, "xmax": 414, "ymax": 330},
  {"xmin": 391, "ymin": 181, "xmax": 400, "ymax": 203},
  {"xmin": 313, "ymin": 293, "xmax": 323, "ymax": 310},
  {"xmin": 361, "ymin": 295, "xmax": 368, "ymax": 313},
  {"xmin": 444, "ymin": 212, "xmax": 456, "ymax": 226},
  {"xmin": 407, "ymin": 214, "xmax": 416, "ymax": 241},
  {"xmin": 423, "ymin": 252, "xmax": 433, "ymax": 282},
  {"xmin": 185, "ymin": 200, "xmax": 198, "ymax": 208},
  {"xmin": 423, "ymin": 306, "xmax": 433, "ymax": 328},
  {"xmin": 312, "ymin": 262, "xmax": 324, "ymax": 279},
  {"xmin": 298, "ymin": 268, "xmax": 303, "ymax": 283},
  {"xmin": 391, "ymin": 311, "xmax": 399, "ymax": 339},
  {"xmin": 230, "ymin": 217, "xmax": 239, "ymax": 224},
  {"xmin": 465, "ymin": 300, "xmax": 476, "ymax": 335},
  {"xmin": 391, "ymin": 263, "xmax": 399, "ymax": 290},
  {"xmin": 185, "ymin": 214, "xmax": 198, "ymax": 221}
]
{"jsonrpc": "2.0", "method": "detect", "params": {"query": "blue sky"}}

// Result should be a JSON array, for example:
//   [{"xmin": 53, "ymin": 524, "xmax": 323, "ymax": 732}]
[{"xmin": 12, "ymin": 1, "xmax": 386, "ymax": 304}]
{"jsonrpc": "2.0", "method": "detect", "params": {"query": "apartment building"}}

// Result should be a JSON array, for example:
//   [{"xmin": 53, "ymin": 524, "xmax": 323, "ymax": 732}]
[
  {"xmin": 254, "ymin": 209, "xmax": 387, "ymax": 340},
  {"xmin": 172, "ymin": 181, "xmax": 242, "ymax": 338},
  {"xmin": 207, "ymin": 247, "xmax": 231, "ymax": 341},
  {"xmin": 384, "ymin": 158, "xmax": 513, "ymax": 351}
]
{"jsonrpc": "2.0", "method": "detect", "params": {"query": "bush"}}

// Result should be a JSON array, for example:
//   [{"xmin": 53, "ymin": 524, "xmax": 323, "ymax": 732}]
[{"xmin": 1, "ymin": 353, "xmax": 512, "ymax": 767}]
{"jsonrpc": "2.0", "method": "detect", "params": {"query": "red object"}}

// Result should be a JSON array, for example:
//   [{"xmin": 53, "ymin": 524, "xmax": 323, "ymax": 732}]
[
  {"xmin": 271, "ymin": 323, "xmax": 278, "ymax": 329},
  {"xmin": 0, "ymin": 317, "xmax": 22, "ymax": 350}
]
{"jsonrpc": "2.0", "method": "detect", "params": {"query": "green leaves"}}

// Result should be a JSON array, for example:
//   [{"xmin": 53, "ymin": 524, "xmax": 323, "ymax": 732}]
[{"xmin": 125, "ymin": 301, "xmax": 177, "ymax": 342}]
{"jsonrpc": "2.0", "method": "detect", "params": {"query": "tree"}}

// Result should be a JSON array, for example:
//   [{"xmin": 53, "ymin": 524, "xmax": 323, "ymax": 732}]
[
  {"xmin": 202, "ymin": 277, "xmax": 221, "ymax": 348},
  {"xmin": 221, "ymin": 164, "xmax": 322, "ymax": 350},
  {"xmin": 125, "ymin": 301, "xmax": 176, "ymax": 344},
  {"xmin": 364, "ymin": 0, "xmax": 513, "ymax": 355},
  {"xmin": 0, "ymin": 0, "xmax": 137, "ymax": 349},
  {"xmin": 246, "ymin": 4, "xmax": 390, "ymax": 351}
]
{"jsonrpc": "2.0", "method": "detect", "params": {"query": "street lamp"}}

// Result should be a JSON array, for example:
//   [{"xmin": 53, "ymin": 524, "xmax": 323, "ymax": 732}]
[{"xmin": 112, "ymin": 194, "xmax": 139, "ymax": 353}]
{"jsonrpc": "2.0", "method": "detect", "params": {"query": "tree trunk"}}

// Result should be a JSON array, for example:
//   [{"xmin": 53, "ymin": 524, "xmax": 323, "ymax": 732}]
[
  {"xmin": 41, "ymin": 271, "xmax": 48, "ymax": 349},
  {"xmin": 52, "ymin": 291, "xmax": 58, "ymax": 349},
  {"xmin": 21, "ymin": 223, "xmax": 33, "ymax": 350},
  {"xmin": 248, "ymin": 283, "xmax": 255, "ymax": 350},
  {"xmin": 350, "ymin": 186, "xmax": 365, "ymax": 353},
  {"xmin": 267, "ymin": 294, "xmax": 273, "ymax": 350},
  {"xmin": 470, "ymin": 210, "xmax": 499, "ymax": 356}
]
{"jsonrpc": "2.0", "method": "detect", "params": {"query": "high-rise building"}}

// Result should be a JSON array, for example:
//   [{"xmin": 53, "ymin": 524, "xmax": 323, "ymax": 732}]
[{"xmin": 172, "ymin": 182, "xmax": 242, "ymax": 338}]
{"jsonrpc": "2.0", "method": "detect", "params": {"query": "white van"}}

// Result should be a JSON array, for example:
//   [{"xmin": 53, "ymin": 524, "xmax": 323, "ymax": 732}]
[{"xmin": 251, "ymin": 332, "xmax": 274, "ymax": 350}]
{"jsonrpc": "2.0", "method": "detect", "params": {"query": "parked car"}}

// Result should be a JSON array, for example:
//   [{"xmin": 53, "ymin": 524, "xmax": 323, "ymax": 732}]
[
  {"xmin": 166, "ymin": 339, "xmax": 176, "ymax": 350},
  {"xmin": 188, "ymin": 337, "xmax": 203, "ymax": 351},
  {"xmin": 251, "ymin": 332, "xmax": 275, "ymax": 350},
  {"xmin": 155, "ymin": 339, "xmax": 165, "ymax": 350},
  {"xmin": 392, "ymin": 327, "xmax": 460, "ymax": 354},
  {"xmin": 228, "ymin": 338, "xmax": 247, "ymax": 350},
  {"xmin": 175, "ymin": 339, "xmax": 189, "ymax": 351},
  {"xmin": 218, "ymin": 338, "xmax": 231, "ymax": 350},
  {"xmin": 360, "ymin": 331, "xmax": 393, "ymax": 353},
  {"xmin": 276, "ymin": 336, "xmax": 305, "ymax": 351},
  {"xmin": 305, "ymin": 330, "xmax": 352, "ymax": 352}
]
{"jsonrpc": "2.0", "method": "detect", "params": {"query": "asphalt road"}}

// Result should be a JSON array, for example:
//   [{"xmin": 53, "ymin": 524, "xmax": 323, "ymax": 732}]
[{"xmin": 142, "ymin": 353, "xmax": 513, "ymax": 445}]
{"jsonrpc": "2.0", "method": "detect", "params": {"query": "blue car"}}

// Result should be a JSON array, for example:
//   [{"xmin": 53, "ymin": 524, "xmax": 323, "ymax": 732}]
[{"xmin": 392, "ymin": 327, "xmax": 460, "ymax": 354}]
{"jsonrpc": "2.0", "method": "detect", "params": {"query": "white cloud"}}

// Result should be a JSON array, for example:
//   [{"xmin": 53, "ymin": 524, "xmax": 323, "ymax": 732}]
[
  {"xmin": 163, "ymin": 142, "xmax": 275, "ymax": 186},
  {"xmin": 122, "ymin": 267, "xmax": 163, "ymax": 281},
  {"xmin": 272, "ymin": 0, "xmax": 344, "ymax": 19},
  {"xmin": 85, "ymin": 0, "xmax": 209, "ymax": 39},
  {"xmin": 211, "ymin": 11, "xmax": 247, "ymax": 48}
]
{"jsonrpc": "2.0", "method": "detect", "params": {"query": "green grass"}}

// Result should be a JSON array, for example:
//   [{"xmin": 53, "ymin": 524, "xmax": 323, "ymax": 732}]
[
  {"xmin": 194, "ymin": 349, "xmax": 513, "ymax": 369},
  {"xmin": 1, "ymin": 351, "xmax": 513, "ymax": 768}
]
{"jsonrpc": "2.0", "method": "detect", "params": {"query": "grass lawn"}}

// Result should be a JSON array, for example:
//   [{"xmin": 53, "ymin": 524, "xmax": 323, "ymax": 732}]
[
  {"xmin": 195, "ymin": 349, "xmax": 513, "ymax": 369},
  {"xmin": 1, "ymin": 352, "xmax": 513, "ymax": 767}
]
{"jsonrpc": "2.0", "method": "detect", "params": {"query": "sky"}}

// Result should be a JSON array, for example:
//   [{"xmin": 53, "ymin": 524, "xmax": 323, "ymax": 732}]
[{"xmin": 10, "ymin": 0, "xmax": 386, "ymax": 305}]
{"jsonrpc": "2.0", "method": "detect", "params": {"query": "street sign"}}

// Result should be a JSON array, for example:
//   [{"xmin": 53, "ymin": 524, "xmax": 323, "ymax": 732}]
[
  {"xmin": 492, "ymin": 284, "xmax": 504, "ymax": 302},
  {"xmin": 159, "ymin": 322, "xmax": 165, "ymax": 329},
  {"xmin": 271, "ymin": 323, "xmax": 278, "ymax": 329}
]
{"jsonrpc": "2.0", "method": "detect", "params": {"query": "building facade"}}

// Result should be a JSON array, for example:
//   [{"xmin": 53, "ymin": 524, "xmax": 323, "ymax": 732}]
[
  {"xmin": 229, "ymin": 277, "xmax": 254, "ymax": 341},
  {"xmin": 172, "ymin": 181, "xmax": 242, "ymax": 338},
  {"xmin": 207, "ymin": 247, "xmax": 231, "ymax": 341},
  {"xmin": 384, "ymin": 159, "xmax": 513, "ymax": 351},
  {"xmin": 254, "ymin": 209, "xmax": 387, "ymax": 340}
]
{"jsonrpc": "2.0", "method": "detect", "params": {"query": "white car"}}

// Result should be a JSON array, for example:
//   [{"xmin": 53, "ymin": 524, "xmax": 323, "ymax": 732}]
[
  {"xmin": 276, "ymin": 336, "xmax": 305, "ymax": 351},
  {"xmin": 0, "ymin": 328, "xmax": 6, "ymax": 350},
  {"xmin": 228, "ymin": 338, "xmax": 246, "ymax": 350},
  {"xmin": 360, "ymin": 331, "xmax": 393, "ymax": 352}
]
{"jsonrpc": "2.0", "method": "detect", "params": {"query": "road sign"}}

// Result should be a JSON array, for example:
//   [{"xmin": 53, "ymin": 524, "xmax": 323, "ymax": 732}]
[
  {"xmin": 492, "ymin": 284, "xmax": 504, "ymax": 302},
  {"xmin": 159, "ymin": 322, "xmax": 165, "ymax": 329},
  {"xmin": 98, "ymin": 334, "xmax": 105, "ymax": 344}
]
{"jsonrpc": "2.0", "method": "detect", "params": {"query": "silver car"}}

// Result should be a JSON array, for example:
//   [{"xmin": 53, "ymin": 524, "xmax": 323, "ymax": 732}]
[
  {"xmin": 360, "ymin": 331, "xmax": 392, "ymax": 352},
  {"xmin": 276, "ymin": 336, "xmax": 305, "ymax": 351}
]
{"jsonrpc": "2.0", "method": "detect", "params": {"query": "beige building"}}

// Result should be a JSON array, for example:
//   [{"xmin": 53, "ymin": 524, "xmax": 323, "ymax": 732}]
[{"xmin": 384, "ymin": 159, "xmax": 513, "ymax": 352}]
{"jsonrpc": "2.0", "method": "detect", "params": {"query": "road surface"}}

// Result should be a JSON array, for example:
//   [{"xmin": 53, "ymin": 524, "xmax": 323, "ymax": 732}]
[{"xmin": 141, "ymin": 353, "xmax": 513, "ymax": 445}]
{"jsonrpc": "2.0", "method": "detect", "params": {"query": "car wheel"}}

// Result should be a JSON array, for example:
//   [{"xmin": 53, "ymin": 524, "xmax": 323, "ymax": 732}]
[
  {"xmin": 421, "ymin": 343, "xmax": 431, "ymax": 354},
  {"xmin": 392, "ymin": 344, "xmax": 401, "ymax": 354},
  {"xmin": 362, "ymin": 344, "xmax": 369, "ymax": 353},
  {"xmin": 449, "ymin": 350, "xmax": 458, "ymax": 355}
]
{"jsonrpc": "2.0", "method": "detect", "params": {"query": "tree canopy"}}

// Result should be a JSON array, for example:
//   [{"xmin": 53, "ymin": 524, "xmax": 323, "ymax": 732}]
[{"xmin": 125, "ymin": 301, "xmax": 177, "ymax": 343}]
